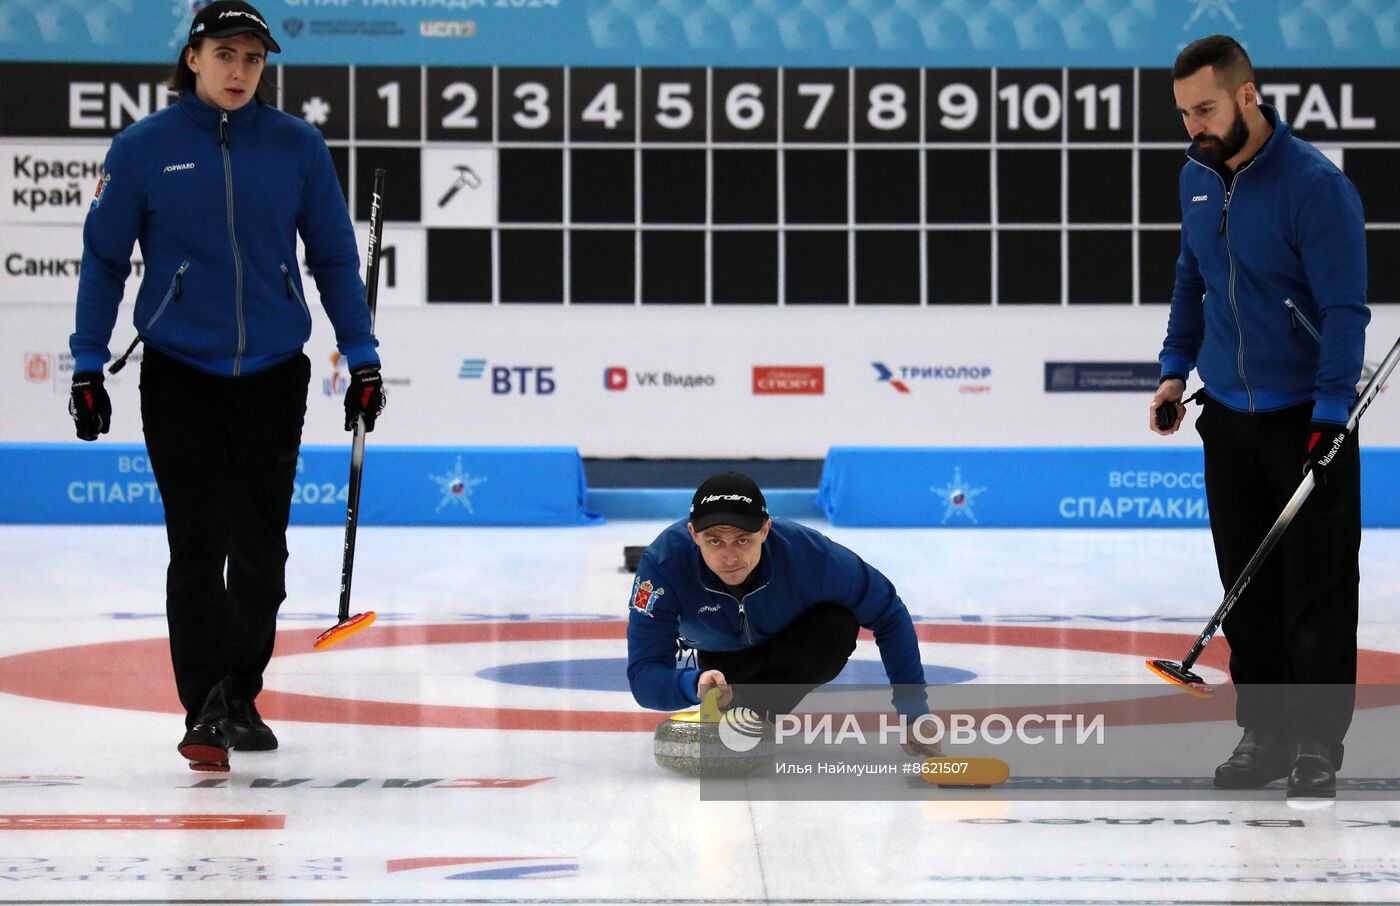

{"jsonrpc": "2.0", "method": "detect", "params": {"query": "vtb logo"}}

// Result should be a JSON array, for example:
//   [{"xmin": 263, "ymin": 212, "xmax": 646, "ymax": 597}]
[{"xmin": 604, "ymin": 367, "xmax": 627, "ymax": 391}]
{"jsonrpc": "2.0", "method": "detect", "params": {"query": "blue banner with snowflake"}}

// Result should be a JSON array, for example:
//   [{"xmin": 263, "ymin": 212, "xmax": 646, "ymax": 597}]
[
  {"xmin": 0, "ymin": 444, "xmax": 600, "ymax": 526},
  {"xmin": 1, "ymin": 0, "xmax": 1397, "ymax": 67},
  {"xmin": 816, "ymin": 447, "xmax": 1400, "ymax": 528}
]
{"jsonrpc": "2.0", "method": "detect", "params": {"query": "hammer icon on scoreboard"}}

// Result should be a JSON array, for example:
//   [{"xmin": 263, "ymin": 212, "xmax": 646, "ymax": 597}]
[{"xmin": 437, "ymin": 164, "xmax": 482, "ymax": 208}]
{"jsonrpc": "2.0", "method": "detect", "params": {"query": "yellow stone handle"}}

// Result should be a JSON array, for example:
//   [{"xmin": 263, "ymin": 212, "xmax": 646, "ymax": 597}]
[{"xmin": 697, "ymin": 688, "xmax": 723, "ymax": 723}]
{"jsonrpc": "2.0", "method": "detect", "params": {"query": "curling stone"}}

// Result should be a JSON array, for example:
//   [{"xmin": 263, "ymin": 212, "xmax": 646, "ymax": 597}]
[{"xmin": 653, "ymin": 690, "xmax": 775, "ymax": 777}]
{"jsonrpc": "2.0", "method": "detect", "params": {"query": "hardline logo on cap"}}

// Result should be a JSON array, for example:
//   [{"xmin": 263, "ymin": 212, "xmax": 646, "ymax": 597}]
[{"xmin": 701, "ymin": 494, "xmax": 752, "ymax": 505}]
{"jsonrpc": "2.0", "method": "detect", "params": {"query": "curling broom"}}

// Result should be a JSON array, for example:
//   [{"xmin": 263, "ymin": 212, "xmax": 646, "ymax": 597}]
[{"xmin": 314, "ymin": 168, "xmax": 387, "ymax": 651}]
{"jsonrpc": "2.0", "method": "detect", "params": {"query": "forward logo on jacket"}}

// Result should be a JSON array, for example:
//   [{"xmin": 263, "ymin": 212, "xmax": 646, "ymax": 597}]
[{"xmin": 631, "ymin": 579, "xmax": 664, "ymax": 617}]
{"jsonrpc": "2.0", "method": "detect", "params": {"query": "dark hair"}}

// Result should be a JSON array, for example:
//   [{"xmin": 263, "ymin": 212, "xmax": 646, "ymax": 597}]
[
  {"xmin": 1172, "ymin": 35, "xmax": 1254, "ymax": 90},
  {"xmin": 164, "ymin": 37, "xmax": 272, "ymax": 102}
]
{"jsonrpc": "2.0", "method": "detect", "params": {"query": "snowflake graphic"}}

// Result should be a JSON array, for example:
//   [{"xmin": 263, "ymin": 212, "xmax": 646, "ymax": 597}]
[
  {"xmin": 301, "ymin": 97, "xmax": 332, "ymax": 126},
  {"xmin": 930, "ymin": 467, "xmax": 986, "ymax": 525},
  {"xmin": 429, "ymin": 456, "xmax": 487, "ymax": 513},
  {"xmin": 1184, "ymin": 0, "xmax": 1242, "ymax": 31}
]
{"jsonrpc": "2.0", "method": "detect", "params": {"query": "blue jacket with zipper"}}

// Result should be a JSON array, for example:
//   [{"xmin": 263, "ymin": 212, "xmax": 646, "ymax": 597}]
[
  {"xmin": 70, "ymin": 91, "xmax": 377, "ymax": 377},
  {"xmin": 1159, "ymin": 106, "xmax": 1369, "ymax": 425},
  {"xmin": 626, "ymin": 518, "xmax": 926, "ymax": 713}
]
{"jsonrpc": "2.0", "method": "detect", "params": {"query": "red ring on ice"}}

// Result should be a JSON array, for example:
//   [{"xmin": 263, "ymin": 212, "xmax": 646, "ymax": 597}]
[{"xmin": 1, "ymin": 622, "xmax": 1398, "ymax": 732}]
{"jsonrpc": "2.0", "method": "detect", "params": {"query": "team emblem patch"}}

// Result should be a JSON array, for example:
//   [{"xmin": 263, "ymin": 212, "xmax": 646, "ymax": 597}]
[
  {"xmin": 630, "ymin": 578, "xmax": 664, "ymax": 617},
  {"xmin": 91, "ymin": 172, "xmax": 110, "ymax": 208}
]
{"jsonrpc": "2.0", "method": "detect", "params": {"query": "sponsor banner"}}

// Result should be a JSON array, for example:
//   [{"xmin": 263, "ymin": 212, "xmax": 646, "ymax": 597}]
[
  {"xmin": 0, "ymin": 444, "xmax": 599, "ymax": 526},
  {"xmin": 753, "ymin": 365, "xmax": 824, "ymax": 395},
  {"xmin": 0, "ymin": 2, "xmax": 1397, "ymax": 66},
  {"xmin": 817, "ymin": 447, "xmax": 1400, "ymax": 528},
  {"xmin": 6, "ymin": 306, "xmax": 1399, "ymax": 456},
  {"xmin": 1045, "ymin": 361, "xmax": 1162, "ymax": 393},
  {"xmin": 0, "ymin": 814, "xmax": 285, "ymax": 830}
]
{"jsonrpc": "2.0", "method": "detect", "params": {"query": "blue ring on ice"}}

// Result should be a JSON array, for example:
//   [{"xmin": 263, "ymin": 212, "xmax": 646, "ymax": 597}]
[{"xmin": 476, "ymin": 658, "xmax": 976, "ymax": 691}]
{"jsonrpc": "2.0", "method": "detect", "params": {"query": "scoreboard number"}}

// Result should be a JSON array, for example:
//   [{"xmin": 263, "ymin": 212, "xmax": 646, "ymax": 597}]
[
  {"xmin": 441, "ymin": 82, "xmax": 480, "ymax": 129},
  {"xmin": 512, "ymin": 82, "xmax": 551, "ymax": 129},
  {"xmin": 655, "ymin": 82, "xmax": 693, "ymax": 129},
  {"xmin": 937, "ymin": 83, "xmax": 979, "ymax": 131},
  {"xmin": 725, "ymin": 83, "xmax": 765, "ymax": 131}
]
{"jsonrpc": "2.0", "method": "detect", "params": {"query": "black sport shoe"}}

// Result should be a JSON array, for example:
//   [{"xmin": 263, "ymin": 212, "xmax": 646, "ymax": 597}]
[
  {"xmin": 219, "ymin": 698, "xmax": 278, "ymax": 751},
  {"xmin": 1287, "ymin": 740, "xmax": 1337, "ymax": 799},
  {"xmin": 1213, "ymin": 727, "xmax": 1293, "ymax": 789},
  {"xmin": 178, "ymin": 683, "xmax": 231, "ymax": 771},
  {"xmin": 178, "ymin": 723, "xmax": 229, "ymax": 772}
]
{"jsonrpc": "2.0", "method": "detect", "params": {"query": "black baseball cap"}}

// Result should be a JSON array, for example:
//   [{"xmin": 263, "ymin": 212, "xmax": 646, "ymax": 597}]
[
  {"xmin": 689, "ymin": 473, "xmax": 769, "ymax": 533},
  {"xmin": 189, "ymin": 1, "xmax": 281, "ymax": 54}
]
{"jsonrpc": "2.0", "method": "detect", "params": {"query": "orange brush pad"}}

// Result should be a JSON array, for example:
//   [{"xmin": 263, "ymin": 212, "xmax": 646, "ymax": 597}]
[
  {"xmin": 1145, "ymin": 658, "xmax": 1214, "ymax": 698},
  {"xmin": 313, "ymin": 611, "xmax": 377, "ymax": 650}
]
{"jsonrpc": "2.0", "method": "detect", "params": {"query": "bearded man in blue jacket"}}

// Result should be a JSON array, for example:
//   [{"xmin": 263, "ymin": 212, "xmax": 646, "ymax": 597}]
[
  {"xmin": 626, "ymin": 473, "xmax": 933, "ymax": 755},
  {"xmin": 1149, "ymin": 36, "xmax": 1371, "ymax": 799}
]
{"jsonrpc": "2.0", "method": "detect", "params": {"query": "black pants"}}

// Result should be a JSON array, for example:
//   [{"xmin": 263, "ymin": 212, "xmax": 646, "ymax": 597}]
[
  {"xmin": 1197, "ymin": 395, "xmax": 1361, "ymax": 751},
  {"xmin": 697, "ymin": 605, "xmax": 860, "ymax": 717},
  {"xmin": 140, "ymin": 347, "xmax": 310, "ymax": 728}
]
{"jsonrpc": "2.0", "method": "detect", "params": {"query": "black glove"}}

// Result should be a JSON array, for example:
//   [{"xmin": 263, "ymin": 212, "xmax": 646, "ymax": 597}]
[
  {"xmin": 1306, "ymin": 420, "xmax": 1349, "ymax": 485},
  {"xmin": 68, "ymin": 372, "xmax": 111, "ymax": 441},
  {"xmin": 344, "ymin": 366, "xmax": 385, "ymax": 432}
]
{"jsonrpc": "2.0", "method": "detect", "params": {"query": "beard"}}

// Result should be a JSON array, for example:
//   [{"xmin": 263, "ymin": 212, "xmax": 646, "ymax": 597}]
[{"xmin": 1192, "ymin": 105, "xmax": 1250, "ymax": 166}]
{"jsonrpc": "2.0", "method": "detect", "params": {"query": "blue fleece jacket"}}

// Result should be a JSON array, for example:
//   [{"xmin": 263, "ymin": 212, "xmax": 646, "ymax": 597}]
[
  {"xmin": 70, "ymin": 91, "xmax": 377, "ymax": 377},
  {"xmin": 626, "ymin": 518, "xmax": 926, "ymax": 713},
  {"xmin": 1159, "ymin": 106, "xmax": 1370, "ymax": 425}
]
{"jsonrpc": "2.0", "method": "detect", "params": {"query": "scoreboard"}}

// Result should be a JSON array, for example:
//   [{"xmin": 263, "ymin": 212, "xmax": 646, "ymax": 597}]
[{"xmin": 2, "ymin": 62, "xmax": 1397, "ymax": 308}]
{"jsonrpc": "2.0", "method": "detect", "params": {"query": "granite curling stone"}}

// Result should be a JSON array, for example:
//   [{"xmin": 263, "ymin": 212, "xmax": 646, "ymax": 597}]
[{"xmin": 653, "ymin": 690, "xmax": 775, "ymax": 777}]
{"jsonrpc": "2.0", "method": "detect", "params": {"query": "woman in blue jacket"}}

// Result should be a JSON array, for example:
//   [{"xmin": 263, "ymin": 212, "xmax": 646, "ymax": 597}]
[{"xmin": 66, "ymin": 1, "xmax": 385, "ymax": 772}]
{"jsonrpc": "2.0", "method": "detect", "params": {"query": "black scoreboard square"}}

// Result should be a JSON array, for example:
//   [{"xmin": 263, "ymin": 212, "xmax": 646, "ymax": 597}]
[
  {"xmin": 1137, "ymin": 69, "xmax": 1181, "ymax": 144},
  {"xmin": 499, "ymin": 149, "xmax": 562, "ymax": 222},
  {"xmin": 927, "ymin": 149, "xmax": 990, "ymax": 223},
  {"xmin": 713, "ymin": 69, "xmax": 778, "ymax": 143},
  {"xmin": 1138, "ymin": 230, "xmax": 1182, "ymax": 305},
  {"xmin": 643, "ymin": 150, "xmax": 705, "ymax": 223},
  {"xmin": 1138, "ymin": 149, "xmax": 1187, "ymax": 225},
  {"xmin": 714, "ymin": 150, "xmax": 777, "ymax": 224},
  {"xmin": 1368, "ymin": 229, "xmax": 1400, "ymax": 304},
  {"xmin": 499, "ymin": 69, "xmax": 564, "ymax": 142},
  {"xmin": 570, "ymin": 69, "xmax": 637, "ymax": 143},
  {"xmin": 927, "ymin": 231, "xmax": 991, "ymax": 304},
  {"xmin": 856, "ymin": 231, "xmax": 920, "ymax": 304},
  {"xmin": 426, "ymin": 229, "xmax": 491, "ymax": 303},
  {"xmin": 426, "ymin": 68, "xmax": 493, "ymax": 142},
  {"xmin": 282, "ymin": 66, "xmax": 350, "ymax": 141},
  {"xmin": 354, "ymin": 66, "xmax": 421, "ymax": 141},
  {"xmin": 642, "ymin": 231, "xmax": 704, "ymax": 304},
  {"xmin": 854, "ymin": 69, "xmax": 919, "ymax": 143},
  {"xmin": 1068, "ymin": 149, "xmax": 1132, "ymax": 223},
  {"xmin": 783, "ymin": 69, "xmax": 849, "ymax": 143},
  {"xmin": 998, "ymin": 231, "xmax": 1060, "ymax": 304},
  {"xmin": 998, "ymin": 150, "xmax": 1061, "ymax": 224},
  {"xmin": 570, "ymin": 230, "xmax": 634, "ymax": 303},
  {"xmin": 1069, "ymin": 231, "xmax": 1132, "ymax": 304},
  {"xmin": 500, "ymin": 229, "xmax": 563, "ymax": 302},
  {"xmin": 571, "ymin": 149, "xmax": 634, "ymax": 223},
  {"xmin": 925, "ymin": 69, "xmax": 991, "ymax": 143},
  {"xmin": 1067, "ymin": 70, "xmax": 1134, "ymax": 143},
  {"xmin": 856, "ymin": 150, "xmax": 918, "ymax": 224},
  {"xmin": 354, "ymin": 147, "xmax": 420, "ymax": 222},
  {"xmin": 1343, "ymin": 150, "xmax": 1399, "ymax": 222},
  {"xmin": 995, "ymin": 70, "xmax": 1064, "ymax": 144},
  {"xmin": 640, "ymin": 69, "xmax": 706, "ymax": 143},
  {"xmin": 786, "ymin": 231, "xmax": 848, "ymax": 305},
  {"xmin": 784, "ymin": 150, "xmax": 847, "ymax": 224},
  {"xmin": 713, "ymin": 231, "xmax": 778, "ymax": 304}
]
